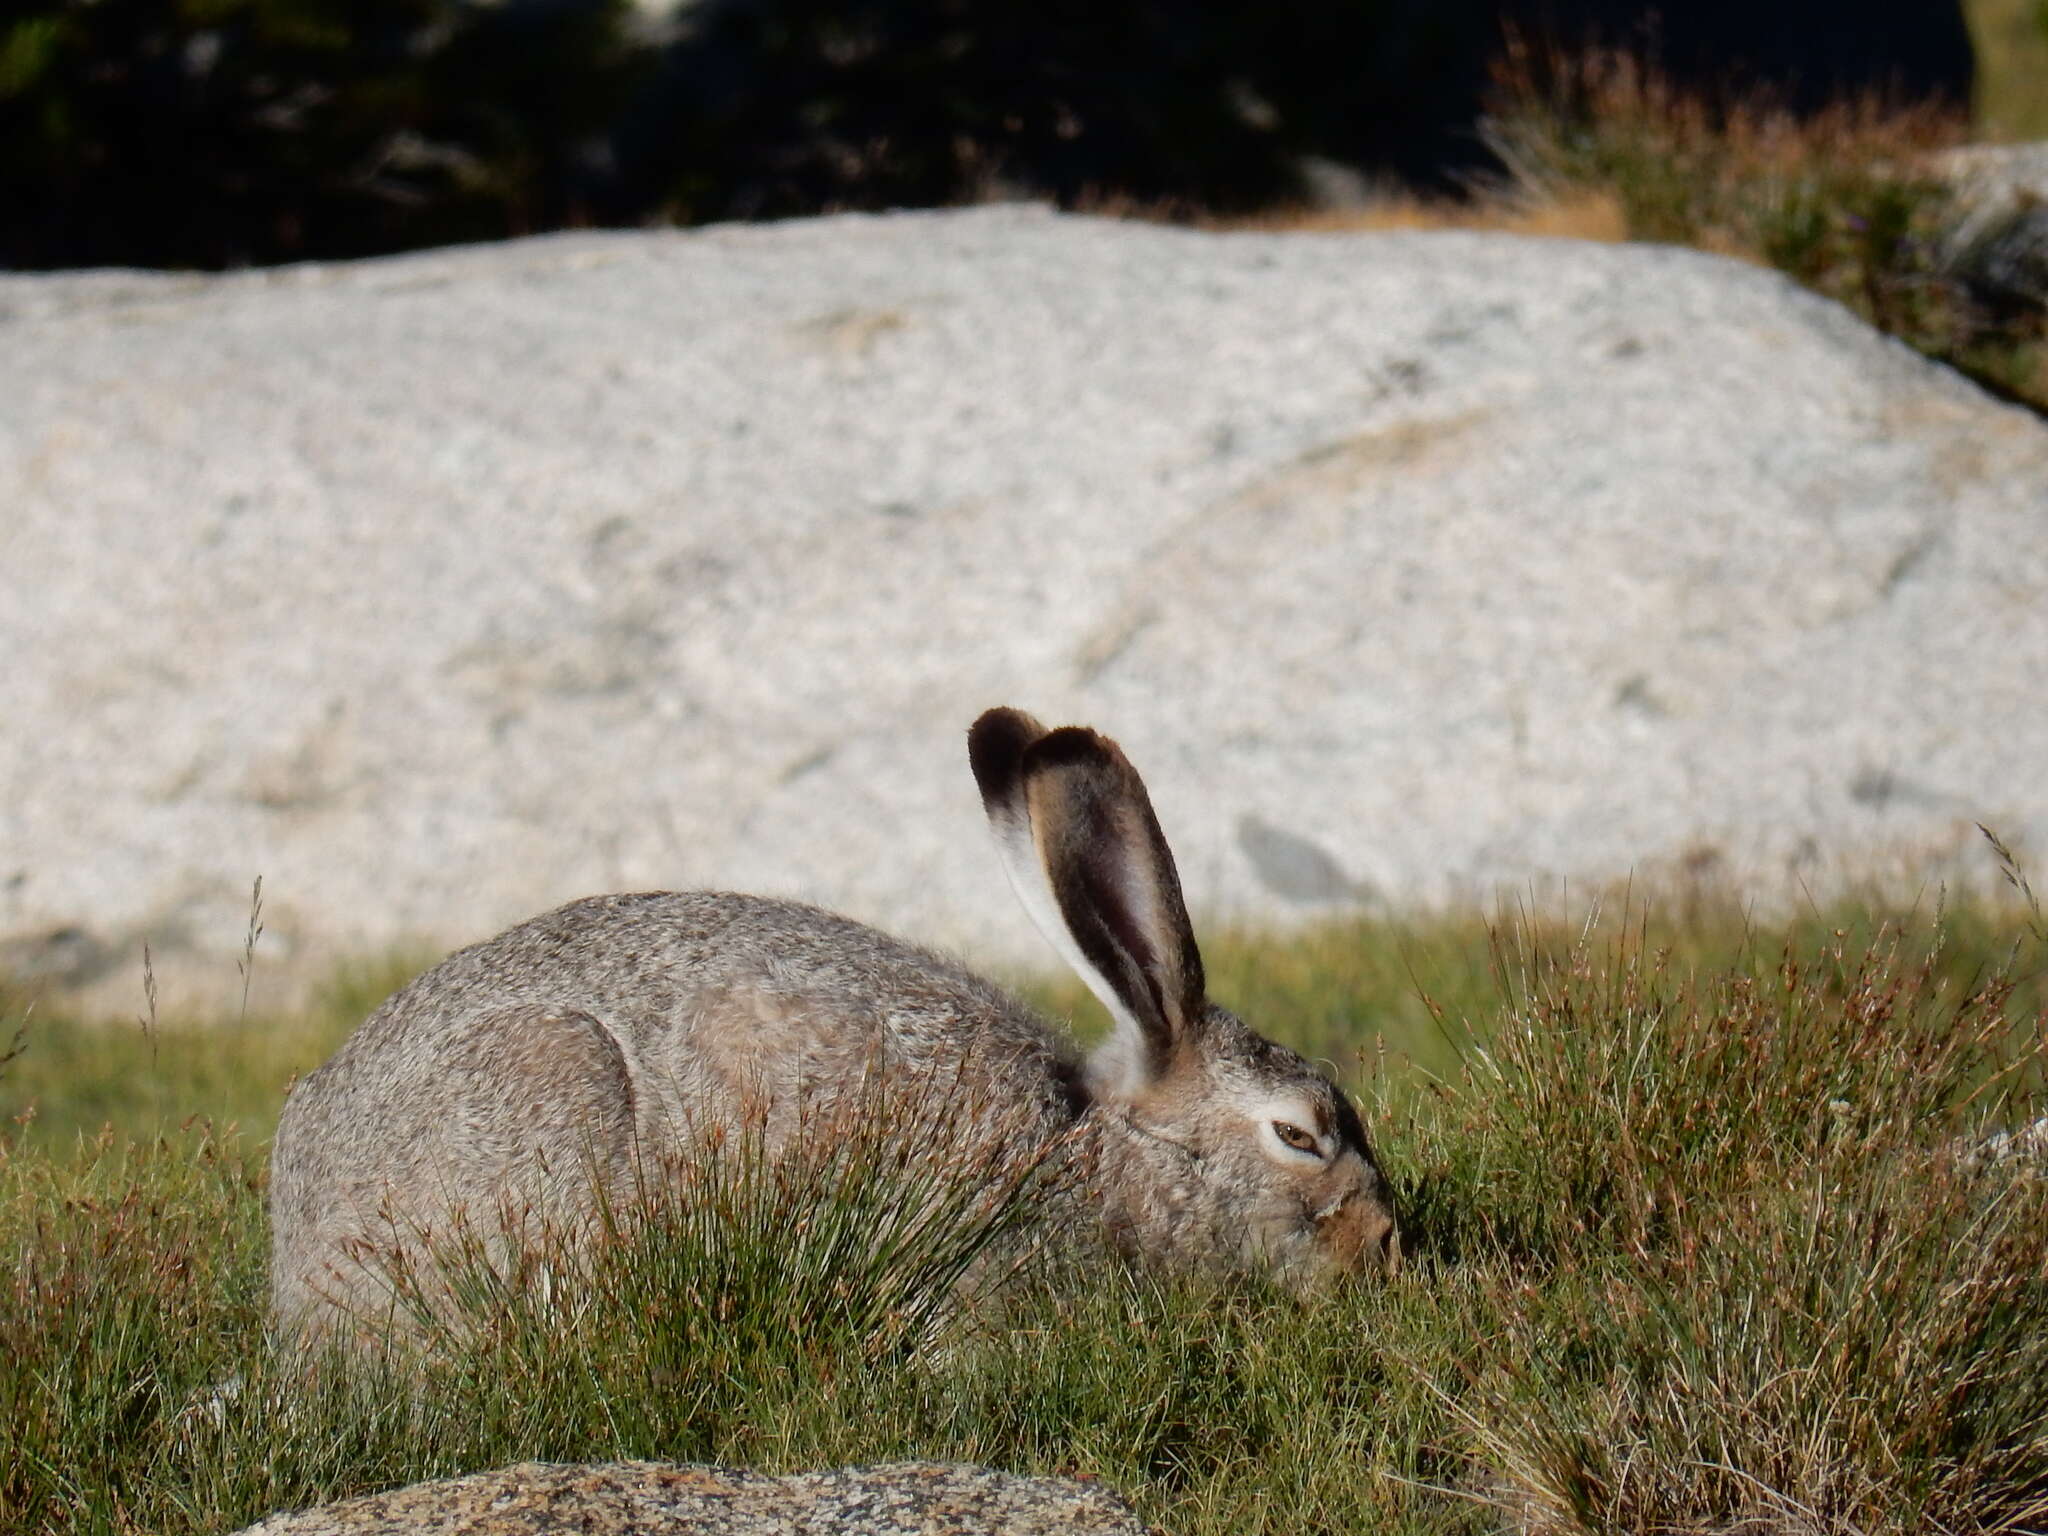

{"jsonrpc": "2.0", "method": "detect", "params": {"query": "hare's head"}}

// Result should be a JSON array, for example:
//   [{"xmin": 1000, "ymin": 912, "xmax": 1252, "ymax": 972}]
[{"xmin": 969, "ymin": 707, "xmax": 1400, "ymax": 1288}]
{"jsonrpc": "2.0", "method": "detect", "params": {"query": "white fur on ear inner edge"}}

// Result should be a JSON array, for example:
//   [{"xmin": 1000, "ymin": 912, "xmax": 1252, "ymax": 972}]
[{"xmin": 983, "ymin": 789, "xmax": 1155, "ymax": 1099}]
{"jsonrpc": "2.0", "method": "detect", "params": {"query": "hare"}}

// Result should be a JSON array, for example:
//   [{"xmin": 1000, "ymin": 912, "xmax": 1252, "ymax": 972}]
[{"xmin": 268, "ymin": 708, "xmax": 1400, "ymax": 1347}]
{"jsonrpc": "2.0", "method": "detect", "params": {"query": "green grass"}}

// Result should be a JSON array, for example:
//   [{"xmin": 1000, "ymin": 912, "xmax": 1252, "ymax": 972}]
[
  {"xmin": 3, "ymin": 883, "xmax": 2046, "ymax": 1535},
  {"xmin": 0, "ymin": 954, "xmax": 422, "ymax": 1152}
]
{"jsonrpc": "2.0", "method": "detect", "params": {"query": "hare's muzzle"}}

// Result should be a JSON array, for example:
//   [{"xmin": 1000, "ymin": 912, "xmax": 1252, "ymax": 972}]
[{"xmin": 1315, "ymin": 1184, "xmax": 1403, "ymax": 1278}]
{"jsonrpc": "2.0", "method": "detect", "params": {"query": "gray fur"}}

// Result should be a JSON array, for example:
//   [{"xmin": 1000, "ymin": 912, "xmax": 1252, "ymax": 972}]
[{"xmin": 269, "ymin": 711, "xmax": 1399, "ymax": 1347}]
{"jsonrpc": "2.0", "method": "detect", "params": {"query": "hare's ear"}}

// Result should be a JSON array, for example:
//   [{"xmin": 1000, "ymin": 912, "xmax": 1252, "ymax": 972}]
[{"xmin": 968, "ymin": 708, "xmax": 1205, "ymax": 1095}]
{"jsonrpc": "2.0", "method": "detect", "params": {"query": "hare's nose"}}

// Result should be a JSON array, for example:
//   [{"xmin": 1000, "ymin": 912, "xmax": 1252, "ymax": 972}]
[
  {"xmin": 1367, "ymin": 1207, "xmax": 1402, "ymax": 1275},
  {"xmin": 1317, "ymin": 1188, "xmax": 1401, "ymax": 1277}
]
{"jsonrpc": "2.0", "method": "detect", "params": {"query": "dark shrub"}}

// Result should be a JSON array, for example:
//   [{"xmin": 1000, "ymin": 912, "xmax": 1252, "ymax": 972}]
[{"xmin": 0, "ymin": 0, "xmax": 642, "ymax": 269}]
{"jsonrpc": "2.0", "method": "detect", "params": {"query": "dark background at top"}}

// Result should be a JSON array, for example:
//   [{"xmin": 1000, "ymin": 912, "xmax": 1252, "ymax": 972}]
[{"xmin": 0, "ymin": 0, "xmax": 1979, "ymax": 271}]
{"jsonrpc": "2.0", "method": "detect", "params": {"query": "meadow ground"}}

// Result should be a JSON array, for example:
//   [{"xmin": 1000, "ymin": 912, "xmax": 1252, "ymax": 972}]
[
  {"xmin": 5, "ymin": 863, "xmax": 2045, "ymax": 1536},
  {"xmin": 7, "ymin": 22, "xmax": 2047, "ymax": 1536}
]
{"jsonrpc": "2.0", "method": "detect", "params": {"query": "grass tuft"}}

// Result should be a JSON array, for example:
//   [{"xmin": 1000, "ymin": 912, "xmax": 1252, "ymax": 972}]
[
  {"xmin": 1414, "ymin": 897, "xmax": 2048, "ymax": 1533},
  {"xmin": 380, "ymin": 1082, "xmax": 1077, "ymax": 1392}
]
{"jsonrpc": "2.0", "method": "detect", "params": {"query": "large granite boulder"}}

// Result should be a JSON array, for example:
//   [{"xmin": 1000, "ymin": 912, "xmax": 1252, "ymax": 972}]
[
  {"xmin": 233, "ymin": 1460, "xmax": 1153, "ymax": 1536},
  {"xmin": 4, "ymin": 208, "xmax": 2045, "ymax": 1007}
]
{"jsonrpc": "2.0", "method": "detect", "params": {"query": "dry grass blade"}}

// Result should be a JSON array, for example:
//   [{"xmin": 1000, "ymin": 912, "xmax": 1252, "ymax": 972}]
[
  {"xmin": 0, "ymin": 1011, "xmax": 28, "ymax": 1082},
  {"xmin": 237, "ymin": 876, "xmax": 265, "ymax": 1030},
  {"xmin": 1978, "ymin": 823, "xmax": 2047, "ymax": 949},
  {"xmin": 138, "ymin": 940, "xmax": 158, "ymax": 1067}
]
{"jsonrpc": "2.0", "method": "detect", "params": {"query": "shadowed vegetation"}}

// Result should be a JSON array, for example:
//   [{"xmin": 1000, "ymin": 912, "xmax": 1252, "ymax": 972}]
[
  {"xmin": 2, "ymin": 0, "xmax": 2032, "ymax": 270},
  {"xmin": 1476, "ymin": 45, "xmax": 2048, "ymax": 414}
]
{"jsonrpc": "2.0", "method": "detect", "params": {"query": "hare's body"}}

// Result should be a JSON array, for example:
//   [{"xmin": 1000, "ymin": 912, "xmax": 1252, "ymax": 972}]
[
  {"xmin": 271, "ymin": 711, "xmax": 1400, "ymax": 1348},
  {"xmin": 270, "ymin": 892, "xmax": 1079, "ymax": 1340}
]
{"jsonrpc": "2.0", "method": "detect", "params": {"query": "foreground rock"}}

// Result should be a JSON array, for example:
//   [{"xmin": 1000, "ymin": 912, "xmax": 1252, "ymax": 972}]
[
  {"xmin": 235, "ymin": 1461, "xmax": 1153, "ymax": 1536},
  {"xmin": 4, "ymin": 209, "xmax": 2046, "ymax": 1006}
]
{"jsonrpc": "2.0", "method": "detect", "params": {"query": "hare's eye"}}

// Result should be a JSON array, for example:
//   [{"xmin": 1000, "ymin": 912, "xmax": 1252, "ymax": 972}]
[{"xmin": 1272, "ymin": 1121, "xmax": 1319, "ymax": 1155}]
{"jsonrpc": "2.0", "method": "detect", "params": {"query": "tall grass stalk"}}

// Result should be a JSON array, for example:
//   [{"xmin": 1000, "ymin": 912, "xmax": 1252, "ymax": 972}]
[
  {"xmin": 237, "ymin": 876, "xmax": 265, "ymax": 1032},
  {"xmin": 1980, "ymin": 822, "xmax": 2047, "ymax": 950}
]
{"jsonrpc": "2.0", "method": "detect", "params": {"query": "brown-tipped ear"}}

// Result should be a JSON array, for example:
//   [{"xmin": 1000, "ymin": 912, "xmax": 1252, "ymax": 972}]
[
  {"xmin": 973, "ymin": 708, "xmax": 1112, "ymax": 1038},
  {"xmin": 1019, "ymin": 726, "xmax": 1206, "ymax": 1084},
  {"xmin": 967, "ymin": 707, "xmax": 1048, "ymax": 818}
]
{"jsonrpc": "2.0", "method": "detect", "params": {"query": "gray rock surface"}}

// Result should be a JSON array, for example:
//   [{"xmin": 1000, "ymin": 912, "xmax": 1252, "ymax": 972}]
[
  {"xmin": 4, "ymin": 208, "xmax": 2046, "ymax": 1007},
  {"xmin": 1936, "ymin": 141, "xmax": 2048, "ymax": 211},
  {"xmin": 1935, "ymin": 141, "xmax": 2048, "ymax": 314},
  {"xmin": 233, "ymin": 1460, "xmax": 1153, "ymax": 1535},
  {"xmin": 1970, "ymin": 1114, "xmax": 2048, "ymax": 1171}
]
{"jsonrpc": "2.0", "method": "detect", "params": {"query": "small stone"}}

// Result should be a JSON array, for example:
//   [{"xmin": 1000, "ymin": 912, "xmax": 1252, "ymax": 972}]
[{"xmin": 232, "ymin": 1460, "xmax": 1157, "ymax": 1536}]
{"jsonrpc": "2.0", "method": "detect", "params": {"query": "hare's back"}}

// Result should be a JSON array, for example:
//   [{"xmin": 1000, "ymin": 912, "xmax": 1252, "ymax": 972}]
[{"xmin": 308, "ymin": 891, "xmax": 1076, "ymax": 1131}]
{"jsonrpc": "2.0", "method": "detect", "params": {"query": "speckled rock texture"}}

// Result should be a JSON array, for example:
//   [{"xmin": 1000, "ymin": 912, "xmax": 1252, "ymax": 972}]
[
  {"xmin": 4, "ymin": 207, "xmax": 2046, "ymax": 1008},
  {"xmin": 233, "ymin": 1460, "xmax": 1156, "ymax": 1535}
]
